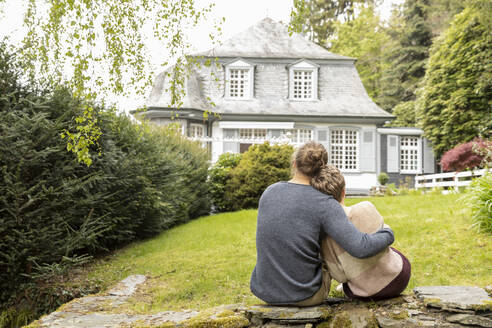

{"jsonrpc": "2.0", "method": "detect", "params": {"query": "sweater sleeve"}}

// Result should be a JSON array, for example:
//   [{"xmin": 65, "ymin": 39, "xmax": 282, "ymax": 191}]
[{"xmin": 320, "ymin": 199, "xmax": 394, "ymax": 259}]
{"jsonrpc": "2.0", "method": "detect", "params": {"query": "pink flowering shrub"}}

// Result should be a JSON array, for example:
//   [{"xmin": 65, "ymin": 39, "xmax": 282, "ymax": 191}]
[{"xmin": 440, "ymin": 138, "xmax": 491, "ymax": 172}]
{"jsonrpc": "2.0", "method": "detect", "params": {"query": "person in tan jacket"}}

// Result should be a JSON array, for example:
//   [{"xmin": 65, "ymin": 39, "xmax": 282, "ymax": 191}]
[{"xmin": 311, "ymin": 165, "xmax": 411, "ymax": 301}]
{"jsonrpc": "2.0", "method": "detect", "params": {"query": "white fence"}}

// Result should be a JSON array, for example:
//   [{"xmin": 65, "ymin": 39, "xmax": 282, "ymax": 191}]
[{"xmin": 415, "ymin": 169, "xmax": 489, "ymax": 191}]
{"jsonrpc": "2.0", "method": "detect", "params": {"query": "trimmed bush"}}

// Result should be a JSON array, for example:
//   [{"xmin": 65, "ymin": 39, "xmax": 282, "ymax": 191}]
[
  {"xmin": 0, "ymin": 44, "xmax": 210, "ymax": 325},
  {"xmin": 226, "ymin": 143, "xmax": 294, "ymax": 210},
  {"xmin": 209, "ymin": 153, "xmax": 242, "ymax": 212},
  {"xmin": 378, "ymin": 172, "xmax": 389, "ymax": 186}
]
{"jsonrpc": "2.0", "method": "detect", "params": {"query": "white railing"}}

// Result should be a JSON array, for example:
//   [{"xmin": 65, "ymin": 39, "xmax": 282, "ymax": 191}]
[
  {"xmin": 415, "ymin": 169, "xmax": 489, "ymax": 191},
  {"xmin": 188, "ymin": 136, "xmax": 302, "ymax": 145}
]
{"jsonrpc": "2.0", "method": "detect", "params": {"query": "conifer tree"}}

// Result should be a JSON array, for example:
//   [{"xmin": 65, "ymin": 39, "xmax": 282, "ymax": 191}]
[
  {"xmin": 378, "ymin": 0, "xmax": 433, "ymax": 123},
  {"xmin": 417, "ymin": 2, "xmax": 492, "ymax": 157}
]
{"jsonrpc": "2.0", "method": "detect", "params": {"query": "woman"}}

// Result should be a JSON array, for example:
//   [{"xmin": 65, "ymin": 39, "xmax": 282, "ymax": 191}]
[{"xmin": 249, "ymin": 141, "xmax": 395, "ymax": 306}]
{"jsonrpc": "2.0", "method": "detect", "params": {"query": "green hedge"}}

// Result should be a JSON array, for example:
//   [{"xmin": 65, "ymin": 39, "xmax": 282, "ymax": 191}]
[
  {"xmin": 223, "ymin": 143, "xmax": 294, "ymax": 211},
  {"xmin": 208, "ymin": 153, "xmax": 242, "ymax": 212},
  {"xmin": 0, "ymin": 44, "xmax": 210, "ymax": 326}
]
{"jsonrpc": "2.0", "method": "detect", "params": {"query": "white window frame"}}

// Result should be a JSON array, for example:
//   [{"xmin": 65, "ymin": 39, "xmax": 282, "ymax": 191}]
[
  {"xmin": 224, "ymin": 58, "xmax": 254, "ymax": 100},
  {"xmin": 288, "ymin": 59, "xmax": 318, "ymax": 101},
  {"xmin": 330, "ymin": 128, "xmax": 359, "ymax": 172},
  {"xmin": 189, "ymin": 124, "xmax": 205, "ymax": 138},
  {"xmin": 286, "ymin": 129, "xmax": 313, "ymax": 145},
  {"xmin": 400, "ymin": 136, "xmax": 421, "ymax": 174},
  {"xmin": 238, "ymin": 128, "xmax": 267, "ymax": 141}
]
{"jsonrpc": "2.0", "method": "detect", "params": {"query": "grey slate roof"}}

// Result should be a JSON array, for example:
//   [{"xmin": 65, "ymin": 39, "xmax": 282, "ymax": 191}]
[
  {"xmin": 146, "ymin": 18, "xmax": 393, "ymax": 119},
  {"xmin": 194, "ymin": 18, "xmax": 354, "ymax": 60}
]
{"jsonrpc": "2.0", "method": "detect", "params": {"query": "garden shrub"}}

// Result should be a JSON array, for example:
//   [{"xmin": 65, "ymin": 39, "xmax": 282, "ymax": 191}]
[
  {"xmin": 377, "ymin": 172, "xmax": 389, "ymax": 185},
  {"xmin": 440, "ymin": 138, "xmax": 491, "ymax": 172},
  {"xmin": 0, "ymin": 44, "xmax": 210, "ymax": 326},
  {"xmin": 385, "ymin": 183, "xmax": 397, "ymax": 196},
  {"xmin": 209, "ymin": 153, "xmax": 242, "ymax": 212},
  {"xmin": 226, "ymin": 142, "xmax": 294, "ymax": 210},
  {"xmin": 465, "ymin": 172, "xmax": 492, "ymax": 234}
]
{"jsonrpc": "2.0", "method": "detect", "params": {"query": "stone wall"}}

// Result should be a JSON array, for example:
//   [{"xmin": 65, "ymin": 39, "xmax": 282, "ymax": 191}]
[{"xmin": 26, "ymin": 275, "xmax": 492, "ymax": 328}]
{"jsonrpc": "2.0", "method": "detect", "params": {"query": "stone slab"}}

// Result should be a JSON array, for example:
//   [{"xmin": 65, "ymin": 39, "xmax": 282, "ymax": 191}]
[
  {"xmin": 243, "ymin": 305, "xmax": 330, "ymax": 323},
  {"xmin": 447, "ymin": 313, "xmax": 492, "ymax": 328},
  {"xmin": 107, "ymin": 274, "xmax": 147, "ymax": 296},
  {"xmin": 414, "ymin": 286, "xmax": 492, "ymax": 311}
]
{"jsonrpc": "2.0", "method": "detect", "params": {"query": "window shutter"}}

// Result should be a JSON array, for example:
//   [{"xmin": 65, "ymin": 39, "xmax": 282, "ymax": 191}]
[
  {"xmin": 316, "ymin": 129, "xmax": 330, "ymax": 161},
  {"xmin": 223, "ymin": 142, "xmax": 239, "ymax": 153},
  {"xmin": 223, "ymin": 129, "xmax": 239, "ymax": 153},
  {"xmin": 423, "ymin": 138, "xmax": 436, "ymax": 174},
  {"xmin": 387, "ymin": 135, "xmax": 399, "ymax": 173},
  {"xmin": 269, "ymin": 129, "xmax": 282, "ymax": 139},
  {"xmin": 360, "ymin": 129, "xmax": 376, "ymax": 172}
]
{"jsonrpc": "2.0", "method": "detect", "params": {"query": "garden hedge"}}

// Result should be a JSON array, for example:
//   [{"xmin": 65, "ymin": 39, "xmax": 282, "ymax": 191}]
[{"xmin": 0, "ymin": 43, "xmax": 210, "ymax": 327}]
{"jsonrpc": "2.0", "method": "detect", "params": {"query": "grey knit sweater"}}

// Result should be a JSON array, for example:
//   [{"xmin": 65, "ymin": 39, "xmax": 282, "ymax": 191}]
[{"xmin": 250, "ymin": 182, "xmax": 394, "ymax": 304}]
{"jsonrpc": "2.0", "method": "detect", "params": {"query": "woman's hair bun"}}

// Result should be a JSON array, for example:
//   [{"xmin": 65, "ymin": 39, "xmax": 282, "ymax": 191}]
[{"xmin": 294, "ymin": 141, "xmax": 328, "ymax": 178}]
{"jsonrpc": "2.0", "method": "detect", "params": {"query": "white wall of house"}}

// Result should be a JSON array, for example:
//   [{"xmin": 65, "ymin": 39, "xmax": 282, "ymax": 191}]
[{"xmin": 208, "ymin": 121, "xmax": 380, "ymax": 192}]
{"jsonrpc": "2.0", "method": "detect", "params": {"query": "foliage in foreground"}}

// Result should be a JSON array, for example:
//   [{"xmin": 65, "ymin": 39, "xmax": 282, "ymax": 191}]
[
  {"xmin": 417, "ymin": 4, "xmax": 492, "ymax": 157},
  {"xmin": 225, "ymin": 143, "xmax": 294, "ymax": 211},
  {"xmin": 465, "ymin": 173, "xmax": 492, "ymax": 234},
  {"xmin": 5, "ymin": 0, "xmax": 217, "ymax": 165},
  {"xmin": 0, "ymin": 44, "xmax": 210, "ymax": 327}
]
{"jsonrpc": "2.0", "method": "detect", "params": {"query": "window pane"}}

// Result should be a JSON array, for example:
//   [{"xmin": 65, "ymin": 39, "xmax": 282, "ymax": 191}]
[
  {"xmin": 229, "ymin": 69, "xmax": 250, "ymax": 98},
  {"xmin": 292, "ymin": 70, "xmax": 313, "ymax": 99},
  {"xmin": 330, "ymin": 129, "xmax": 359, "ymax": 171},
  {"xmin": 400, "ymin": 137, "xmax": 419, "ymax": 172}
]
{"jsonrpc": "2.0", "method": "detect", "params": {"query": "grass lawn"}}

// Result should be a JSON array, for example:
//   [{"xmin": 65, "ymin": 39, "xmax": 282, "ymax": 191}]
[{"xmin": 83, "ymin": 194, "xmax": 491, "ymax": 313}]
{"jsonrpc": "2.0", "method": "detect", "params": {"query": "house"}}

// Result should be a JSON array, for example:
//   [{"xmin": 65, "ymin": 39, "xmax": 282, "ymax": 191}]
[{"xmin": 137, "ymin": 18, "xmax": 436, "ymax": 194}]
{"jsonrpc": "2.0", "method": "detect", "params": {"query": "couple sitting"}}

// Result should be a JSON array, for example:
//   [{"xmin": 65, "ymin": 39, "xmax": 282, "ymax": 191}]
[{"xmin": 250, "ymin": 141, "xmax": 411, "ymax": 306}]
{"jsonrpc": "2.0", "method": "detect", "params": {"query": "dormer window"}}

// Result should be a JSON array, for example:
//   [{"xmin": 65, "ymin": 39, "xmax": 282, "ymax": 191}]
[
  {"xmin": 293, "ymin": 70, "xmax": 313, "ymax": 99},
  {"xmin": 288, "ymin": 59, "xmax": 319, "ymax": 101},
  {"xmin": 229, "ymin": 69, "xmax": 249, "ymax": 98},
  {"xmin": 225, "ymin": 59, "xmax": 254, "ymax": 100}
]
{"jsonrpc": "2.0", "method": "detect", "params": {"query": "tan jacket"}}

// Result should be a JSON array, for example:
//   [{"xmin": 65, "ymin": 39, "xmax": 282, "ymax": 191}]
[{"xmin": 321, "ymin": 201, "xmax": 403, "ymax": 297}]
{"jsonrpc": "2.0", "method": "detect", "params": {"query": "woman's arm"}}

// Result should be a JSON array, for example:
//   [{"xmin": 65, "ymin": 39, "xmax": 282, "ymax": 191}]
[{"xmin": 320, "ymin": 199, "xmax": 394, "ymax": 259}]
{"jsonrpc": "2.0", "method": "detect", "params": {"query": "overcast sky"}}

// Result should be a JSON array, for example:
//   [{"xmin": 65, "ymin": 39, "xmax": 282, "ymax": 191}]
[{"xmin": 0, "ymin": 0, "xmax": 403, "ymax": 111}]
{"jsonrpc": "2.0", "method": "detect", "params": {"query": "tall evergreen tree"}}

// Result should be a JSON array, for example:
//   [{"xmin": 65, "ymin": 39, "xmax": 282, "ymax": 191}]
[
  {"xmin": 417, "ymin": 2, "xmax": 492, "ymax": 157},
  {"xmin": 378, "ymin": 0, "xmax": 433, "ymax": 123}
]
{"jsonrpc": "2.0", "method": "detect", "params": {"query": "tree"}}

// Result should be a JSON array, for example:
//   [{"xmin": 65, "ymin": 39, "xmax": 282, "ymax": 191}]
[
  {"xmin": 0, "ymin": 0, "xmax": 219, "ymax": 165},
  {"xmin": 329, "ymin": 5, "xmax": 389, "ymax": 100},
  {"xmin": 417, "ymin": 3, "xmax": 492, "ymax": 157},
  {"xmin": 289, "ymin": 0, "xmax": 373, "ymax": 47},
  {"xmin": 391, "ymin": 100, "xmax": 417, "ymax": 126},
  {"xmin": 378, "ymin": 0, "xmax": 433, "ymax": 117}
]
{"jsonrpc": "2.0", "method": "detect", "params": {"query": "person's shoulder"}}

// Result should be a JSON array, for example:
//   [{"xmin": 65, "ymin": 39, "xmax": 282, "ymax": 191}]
[{"xmin": 264, "ymin": 181, "xmax": 287, "ymax": 192}]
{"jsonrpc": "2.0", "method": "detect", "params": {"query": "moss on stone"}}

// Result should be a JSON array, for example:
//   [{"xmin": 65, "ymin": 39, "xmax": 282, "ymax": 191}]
[
  {"xmin": 330, "ymin": 311, "xmax": 352, "ymax": 328},
  {"xmin": 472, "ymin": 300, "xmax": 492, "ymax": 311},
  {"xmin": 180, "ymin": 310, "xmax": 249, "ymax": 328},
  {"xmin": 365, "ymin": 315, "xmax": 379, "ymax": 328},
  {"xmin": 320, "ymin": 307, "xmax": 333, "ymax": 320},
  {"xmin": 389, "ymin": 310, "xmax": 409, "ymax": 320},
  {"xmin": 423, "ymin": 298, "xmax": 442, "ymax": 307},
  {"xmin": 316, "ymin": 321, "xmax": 332, "ymax": 328}
]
